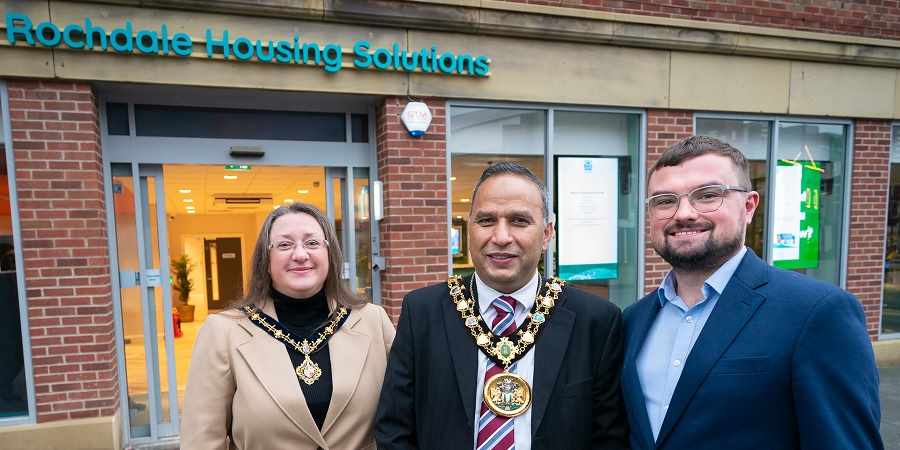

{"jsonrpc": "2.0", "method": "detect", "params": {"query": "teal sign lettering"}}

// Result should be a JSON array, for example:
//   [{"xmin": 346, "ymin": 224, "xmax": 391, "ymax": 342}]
[{"xmin": 4, "ymin": 12, "xmax": 491, "ymax": 77}]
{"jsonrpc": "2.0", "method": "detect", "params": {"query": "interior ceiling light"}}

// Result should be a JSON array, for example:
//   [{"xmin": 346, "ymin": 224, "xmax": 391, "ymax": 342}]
[
  {"xmin": 178, "ymin": 189, "xmax": 192, "ymax": 194},
  {"xmin": 459, "ymin": 198, "xmax": 470, "ymax": 203},
  {"xmin": 297, "ymin": 189, "xmax": 310, "ymax": 194},
  {"xmin": 283, "ymin": 199, "xmax": 294, "ymax": 204},
  {"xmin": 182, "ymin": 199, "xmax": 194, "ymax": 203},
  {"xmin": 450, "ymin": 177, "xmax": 457, "ymax": 181},
  {"xmin": 224, "ymin": 175, "xmax": 238, "ymax": 180},
  {"xmin": 187, "ymin": 210, "xmax": 196, "ymax": 214}
]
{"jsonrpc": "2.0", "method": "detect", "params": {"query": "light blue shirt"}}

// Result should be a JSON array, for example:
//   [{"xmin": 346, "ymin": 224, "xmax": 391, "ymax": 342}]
[{"xmin": 636, "ymin": 247, "xmax": 747, "ymax": 441}]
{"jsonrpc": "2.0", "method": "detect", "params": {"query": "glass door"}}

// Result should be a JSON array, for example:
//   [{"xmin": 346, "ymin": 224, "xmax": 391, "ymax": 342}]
[
  {"xmin": 326, "ymin": 167, "xmax": 375, "ymax": 301},
  {"xmin": 110, "ymin": 163, "xmax": 178, "ymax": 441}
]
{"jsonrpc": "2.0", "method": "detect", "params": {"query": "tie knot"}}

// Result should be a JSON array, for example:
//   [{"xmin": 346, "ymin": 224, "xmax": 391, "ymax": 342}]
[{"xmin": 492, "ymin": 295, "xmax": 517, "ymax": 315}]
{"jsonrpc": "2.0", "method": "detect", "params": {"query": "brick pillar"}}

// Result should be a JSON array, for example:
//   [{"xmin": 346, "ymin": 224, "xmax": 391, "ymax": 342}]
[
  {"xmin": 846, "ymin": 119, "xmax": 891, "ymax": 339},
  {"xmin": 8, "ymin": 81, "xmax": 118, "ymax": 421},
  {"xmin": 643, "ymin": 109, "xmax": 694, "ymax": 293},
  {"xmin": 376, "ymin": 97, "xmax": 448, "ymax": 322}
]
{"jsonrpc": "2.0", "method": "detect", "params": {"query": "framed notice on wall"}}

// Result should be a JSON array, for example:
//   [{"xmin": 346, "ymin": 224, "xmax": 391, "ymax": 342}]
[
  {"xmin": 556, "ymin": 157, "xmax": 618, "ymax": 281},
  {"xmin": 772, "ymin": 159, "xmax": 821, "ymax": 269}
]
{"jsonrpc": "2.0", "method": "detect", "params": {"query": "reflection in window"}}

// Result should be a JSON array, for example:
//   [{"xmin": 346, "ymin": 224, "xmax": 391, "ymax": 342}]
[
  {"xmin": 0, "ymin": 119, "xmax": 27, "ymax": 418},
  {"xmin": 449, "ymin": 107, "xmax": 546, "ymax": 278},
  {"xmin": 883, "ymin": 126, "xmax": 900, "ymax": 335}
]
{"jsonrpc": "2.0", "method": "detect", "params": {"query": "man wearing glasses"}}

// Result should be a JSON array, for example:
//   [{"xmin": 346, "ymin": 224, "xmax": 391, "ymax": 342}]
[{"xmin": 621, "ymin": 136, "xmax": 883, "ymax": 450}]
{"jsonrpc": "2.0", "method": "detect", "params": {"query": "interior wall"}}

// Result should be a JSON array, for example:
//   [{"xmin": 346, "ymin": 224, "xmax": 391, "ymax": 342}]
[{"xmin": 167, "ymin": 213, "xmax": 259, "ymax": 317}]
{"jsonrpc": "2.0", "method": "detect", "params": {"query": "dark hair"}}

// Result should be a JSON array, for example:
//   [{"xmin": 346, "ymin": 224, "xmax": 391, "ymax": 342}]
[
  {"xmin": 238, "ymin": 203, "xmax": 365, "ymax": 310},
  {"xmin": 471, "ymin": 161, "xmax": 550, "ymax": 223},
  {"xmin": 649, "ymin": 136, "xmax": 752, "ymax": 189}
]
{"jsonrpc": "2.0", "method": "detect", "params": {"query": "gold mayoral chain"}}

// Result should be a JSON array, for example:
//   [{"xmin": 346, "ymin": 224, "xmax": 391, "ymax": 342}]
[
  {"xmin": 448, "ymin": 275, "xmax": 564, "ymax": 418},
  {"xmin": 241, "ymin": 304, "xmax": 349, "ymax": 385}
]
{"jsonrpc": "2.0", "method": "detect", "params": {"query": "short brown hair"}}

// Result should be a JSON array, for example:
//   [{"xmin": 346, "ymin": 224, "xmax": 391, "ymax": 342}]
[
  {"xmin": 238, "ymin": 203, "xmax": 365, "ymax": 310},
  {"xmin": 648, "ymin": 136, "xmax": 752, "ymax": 189}
]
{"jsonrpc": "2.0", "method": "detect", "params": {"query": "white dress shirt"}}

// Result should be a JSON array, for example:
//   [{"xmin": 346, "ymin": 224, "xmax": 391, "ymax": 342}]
[{"xmin": 472, "ymin": 271, "xmax": 539, "ymax": 450}]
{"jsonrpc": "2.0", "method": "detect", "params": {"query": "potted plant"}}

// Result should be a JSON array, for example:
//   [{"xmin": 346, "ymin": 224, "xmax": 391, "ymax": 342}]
[{"xmin": 171, "ymin": 255, "xmax": 195, "ymax": 323}]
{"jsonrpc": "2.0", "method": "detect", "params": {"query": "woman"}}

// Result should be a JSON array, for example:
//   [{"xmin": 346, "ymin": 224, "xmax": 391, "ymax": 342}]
[{"xmin": 181, "ymin": 203, "xmax": 395, "ymax": 450}]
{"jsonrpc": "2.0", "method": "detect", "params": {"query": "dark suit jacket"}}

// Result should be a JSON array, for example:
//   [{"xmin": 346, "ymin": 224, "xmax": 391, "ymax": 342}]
[
  {"xmin": 375, "ymin": 275, "xmax": 628, "ymax": 450},
  {"xmin": 622, "ymin": 250, "xmax": 883, "ymax": 450}
]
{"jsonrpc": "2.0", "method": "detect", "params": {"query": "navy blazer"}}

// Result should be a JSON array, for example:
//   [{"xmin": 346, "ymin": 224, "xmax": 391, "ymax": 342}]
[
  {"xmin": 376, "ymin": 275, "xmax": 629, "ymax": 450},
  {"xmin": 622, "ymin": 250, "xmax": 883, "ymax": 450}
]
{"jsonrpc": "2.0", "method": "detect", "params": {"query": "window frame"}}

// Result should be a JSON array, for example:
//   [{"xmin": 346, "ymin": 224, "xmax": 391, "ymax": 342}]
[
  {"xmin": 446, "ymin": 101, "xmax": 647, "ymax": 297},
  {"xmin": 881, "ymin": 123, "xmax": 900, "ymax": 340},
  {"xmin": 0, "ymin": 81, "xmax": 37, "ymax": 426},
  {"xmin": 693, "ymin": 113, "xmax": 854, "ymax": 290}
]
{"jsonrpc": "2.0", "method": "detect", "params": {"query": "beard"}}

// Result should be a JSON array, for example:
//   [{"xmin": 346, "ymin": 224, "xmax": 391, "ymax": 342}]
[{"xmin": 654, "ymin": 222, "xmax": 744, "ymax": 273}]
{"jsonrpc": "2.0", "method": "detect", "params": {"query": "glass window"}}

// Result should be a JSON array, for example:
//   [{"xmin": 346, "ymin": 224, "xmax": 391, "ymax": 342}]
[
  {"xmin": 134, "ymin": 105, "xmax": 347, "ymax": 141},
  {"xmin": 695, "ymin": 118, "xmax": 771, "ymax": 258},
  {"xmin": 448, "ymin": 106, "xmax": 642, "ymax": 308},
  {"xmin": 697, "ymin": 117, "xmax": 849, "ymax": 287},
  {"xmin": 351, "ymin": 114, "xmax": 369, "ymax": 143},
  {"xmin": 773, "ymin": 122, "xmax": 847, "ymax": 285},
  {"xmin": 552, "ymin": 111, "xmax": 641, "ymax": 308},
  {"xmin": 106, "ymin": 102, "xmax": 130, "ymax": 136},
  {"xmin": 883, "ymin": 126, "xmax": 900, "ymax": 335},
  {"xmin": 449, "ymin": 107, "xmax": 546, "ymax": 278},
  {"xmin": 0, "ymin": 93, "xmax": 27, "ymax": 419}
]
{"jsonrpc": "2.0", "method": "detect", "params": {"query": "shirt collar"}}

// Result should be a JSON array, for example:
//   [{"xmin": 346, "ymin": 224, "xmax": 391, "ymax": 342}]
[
  {"xmin": 658, "ymin": 246, "xmax": 748, "ymax": 307},
  {"xmin": 475, "ymin": 271, "xmax": 540, "ymax": 312}
]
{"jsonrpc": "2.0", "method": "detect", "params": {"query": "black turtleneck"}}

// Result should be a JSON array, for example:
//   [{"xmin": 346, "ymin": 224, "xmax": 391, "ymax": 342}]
[{"xmin": 272, "ymin": 287, "xmax": 332, "ymax": 430}]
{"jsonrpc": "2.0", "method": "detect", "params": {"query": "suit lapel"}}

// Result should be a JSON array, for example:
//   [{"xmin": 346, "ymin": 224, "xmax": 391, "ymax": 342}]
[
  {"xmin": 531, "ymin": 289, "xmax": 574, "ymax": 434},
  {"xmin": 622, "ymin": 292, "xmax": 662, "ymax": 450},
  {"xmin": 654, "ymin": 253, "xmax": 768, "ymax": 447},
  {"xmin": 235, "ymin": 302, "xmax": 328, "ymax": 449},
  {"xmin": 321, "ymin": 309, "xmax": 370, "ymax": 435},
  {"xmin": 443, "ymin": 275, "xmax": 478, "ymax": 429}
]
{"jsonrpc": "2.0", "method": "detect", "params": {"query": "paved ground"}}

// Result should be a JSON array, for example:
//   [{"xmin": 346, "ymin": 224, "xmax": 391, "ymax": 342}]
[
  {"xmin": 131, "ymin": 366, "xmax": 900, "ymax": 450},
  {"xmin": 883, "ymin": 365, "xmax": 900, "ymax": 450}
]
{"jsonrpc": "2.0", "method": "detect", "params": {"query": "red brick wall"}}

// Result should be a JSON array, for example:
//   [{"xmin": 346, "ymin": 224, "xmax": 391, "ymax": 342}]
[
  {"xmin": 644, "ymin": 109, "xmax": 694, "ymax": 293},
  {"xmin": 499, "ymin": 0, "xmax": 900, "ymax": 39},
  {"xmin": 846, "ymin": 119, "xmax": 891, "ymax": 338},
  {"xmin": 376, "ymin": 98, "xmax": 448, "ymax": 322},
  {"xmin": 7, "ymin": 81, "xmax": 118, "ymax": 422}
]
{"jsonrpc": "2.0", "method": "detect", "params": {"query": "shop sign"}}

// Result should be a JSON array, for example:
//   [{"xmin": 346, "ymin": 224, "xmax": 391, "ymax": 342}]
[{"xmin": 4, "ymin": 11, "xmax": 491, "ymax": 77}]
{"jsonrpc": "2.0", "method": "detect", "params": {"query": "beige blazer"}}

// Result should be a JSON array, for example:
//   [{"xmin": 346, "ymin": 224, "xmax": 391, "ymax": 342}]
[{"xmin": 180, "ymin": 301, "xmax": 395, "ymax": 450}]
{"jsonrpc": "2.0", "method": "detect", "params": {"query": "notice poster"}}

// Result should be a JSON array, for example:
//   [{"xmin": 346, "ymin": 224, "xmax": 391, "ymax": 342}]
[
  {"xmin": 772, "ymin": 160, "xmax": 821, "ymax": 269},
  {"xmin": 557, "ymin": 157, "xmax": 618, "ymax": 281}
]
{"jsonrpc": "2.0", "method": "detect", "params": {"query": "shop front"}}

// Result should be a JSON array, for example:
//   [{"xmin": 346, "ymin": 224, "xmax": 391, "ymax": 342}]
[{"xmin": 1, "ymin": 0, "xmax": 898, "ymax": 447}]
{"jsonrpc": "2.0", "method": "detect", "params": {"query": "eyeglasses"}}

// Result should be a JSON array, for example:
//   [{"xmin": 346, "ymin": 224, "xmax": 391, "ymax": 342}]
[
  {"xmin": 646, "ymin": 184, "xmax": 748, "ymax": 220},
  {"xmin": 269, "ymin": 238, "xmax": 329, "ymax": 253}
]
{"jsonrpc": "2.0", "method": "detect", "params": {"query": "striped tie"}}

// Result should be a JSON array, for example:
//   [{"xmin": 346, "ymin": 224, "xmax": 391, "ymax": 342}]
[{"xmin": 476, "ymin": 295, "xmax": 518, "ymax": 450}]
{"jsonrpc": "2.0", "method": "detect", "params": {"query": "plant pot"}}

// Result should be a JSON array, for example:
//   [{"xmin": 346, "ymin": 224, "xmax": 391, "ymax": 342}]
[{"xmin": 176, "ymin": 304, "xmax": 195, "ymax": 323}]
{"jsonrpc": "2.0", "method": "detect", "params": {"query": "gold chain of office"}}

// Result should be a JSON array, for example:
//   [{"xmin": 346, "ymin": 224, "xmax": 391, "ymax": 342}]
[
  {"xmin": 447, "ymin": 275, "xmax": 564, "ymax": 368},
  {"xmin": 242, "ymin": 304, "xmax": 349, "ymax": 385}
]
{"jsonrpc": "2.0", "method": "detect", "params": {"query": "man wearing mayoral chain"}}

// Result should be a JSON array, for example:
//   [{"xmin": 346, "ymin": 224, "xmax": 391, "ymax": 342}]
[
  {"xmin": 376, "ymin": 162, "xmax": 628, "ymax": 450},
  {"xmin": 621, "ymin": 136, "xmax": 882, "ymax": 450}
]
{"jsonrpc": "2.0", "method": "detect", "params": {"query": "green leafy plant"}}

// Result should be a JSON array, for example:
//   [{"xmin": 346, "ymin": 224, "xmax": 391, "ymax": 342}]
[{"xmin": 171, "ymin": 255, "xmax": 194, "ymax": 306}]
